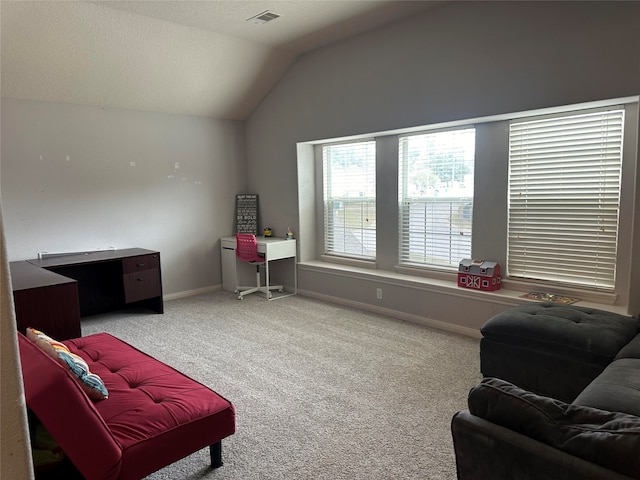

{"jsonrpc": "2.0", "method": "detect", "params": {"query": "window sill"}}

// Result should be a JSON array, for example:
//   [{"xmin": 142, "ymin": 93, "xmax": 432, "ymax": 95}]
[{"xmin": 298, "ymin": 260, "xmax": 628, "ymax": 315}]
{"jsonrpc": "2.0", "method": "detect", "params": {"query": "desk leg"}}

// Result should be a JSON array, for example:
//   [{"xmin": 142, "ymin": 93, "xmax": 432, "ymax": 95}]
[
  {"xmin": 265, "ymin": 256, "xmax": 296, "ymax": 301},
  {"xmin": 265, "ymin": 257, "xmax": 271, "ymax": 299}
]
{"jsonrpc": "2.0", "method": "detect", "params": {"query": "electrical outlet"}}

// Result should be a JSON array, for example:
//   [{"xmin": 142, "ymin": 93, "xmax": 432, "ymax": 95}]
[{"xmin": 376, "ymin": 288, "xmax": 383, "ymax": 300}]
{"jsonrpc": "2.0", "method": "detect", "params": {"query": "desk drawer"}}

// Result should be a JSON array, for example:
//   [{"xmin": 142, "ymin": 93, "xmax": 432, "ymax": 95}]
[
  {"xmin": 221, "ymin": 237, "xmax": 236, "ymax": 250},
  {"xmin": 122, "ymin": 254, "xmax": 160, "ymax": 273},
  {"xmin": 123, "ymin": 269, "xmax": 161, "ymax": 303}
]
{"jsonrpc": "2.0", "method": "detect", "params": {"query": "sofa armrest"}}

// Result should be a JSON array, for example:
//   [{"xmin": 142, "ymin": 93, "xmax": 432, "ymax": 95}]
[
  {"xmin": 18, "ymin": 333, "xmax": 122, "ymax": 480},
  {"xmin": 452, "ymin": 411, "xmax": 634, "ymax": 480},
  {"xmin": 466, "ymin": 378, "xmax": 640, "ymax": 478}
]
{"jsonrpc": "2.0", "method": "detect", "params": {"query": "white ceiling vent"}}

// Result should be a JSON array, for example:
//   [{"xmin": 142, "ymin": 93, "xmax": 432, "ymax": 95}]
[{"xmin": 247, "ymin": 10, "xmax": 281, "ymax": 25}]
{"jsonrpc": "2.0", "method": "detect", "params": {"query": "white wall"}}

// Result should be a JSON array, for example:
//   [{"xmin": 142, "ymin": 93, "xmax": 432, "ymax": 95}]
[
  {"xmin": 0, "ymin": 76, "xmax": 246, "ymax": 480},
  {"xmin": 1, "ymin": 98, "xmax": 246, "ymax": 295},
  {"xmin": 246, "ymin": 1, "xmax": 640, "ymax": 331}
]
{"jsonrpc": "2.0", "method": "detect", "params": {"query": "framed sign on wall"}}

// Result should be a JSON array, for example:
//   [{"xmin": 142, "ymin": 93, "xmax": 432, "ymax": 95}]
[{"xmin": 235, "ymin": 194, "xmax": 259, "ymax": 235}]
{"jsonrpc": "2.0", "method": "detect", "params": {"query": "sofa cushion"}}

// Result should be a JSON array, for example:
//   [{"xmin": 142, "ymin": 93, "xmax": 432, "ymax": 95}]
[
  {"xmin": 480, "ymin": 304, "xmax": 639, "ymax": 402},
  {"xmin": 574, "ymin": 358, "xmax": 640, "ymax": 417},
  {"xmin": 26, "ymin": 327, "xmax": 108, "ymax": 401},
  {"xmin": 56, "ymin": 350, "xmax": 109, "ymax": 400},
  {"xmin": 481, "ymin": 303, "xmax": 639, "ymax": 364},
  {"xmin": 615, "ymin": 333, "xmax": 640, "ymax": 360},
  {"xmin": 468, "ymin": 377, "xmax": 640, "ymax": 478},
  {"xmin": 26, "ymin": 327, "xmax": 70, "ymax": 359}
]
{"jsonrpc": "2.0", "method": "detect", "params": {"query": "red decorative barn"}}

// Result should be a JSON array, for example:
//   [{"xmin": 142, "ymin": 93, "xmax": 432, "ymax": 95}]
[{"xmin": 458, "ymin": 259, "xmax": 501, "ymax": 291}]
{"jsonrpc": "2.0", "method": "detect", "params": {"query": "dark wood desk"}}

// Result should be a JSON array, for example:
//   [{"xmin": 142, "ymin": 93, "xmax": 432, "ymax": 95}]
[
  {"xmin": 10, "ymin": 261, "xmax": 82, "ymax": 340},
  {"xmin": 10, "ymin": 248, "xmax": 163, "ymax": 340}
]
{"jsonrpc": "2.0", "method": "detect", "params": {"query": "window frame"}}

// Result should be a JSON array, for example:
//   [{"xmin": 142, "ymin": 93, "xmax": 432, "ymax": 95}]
[
  {"xmin": 321, "ymin": 139, "xmax": 377, "ymax": 261},
  {"xmin": 305, "ymin": 96, "xmax": 637, "ymax": 304},
  {"xmin": 398, "ymin": 127, "xmax": 476, "ymax": 271},
  {"xmin": 507, "ymin": 107, "xmax": 625, "ymax": 290}
]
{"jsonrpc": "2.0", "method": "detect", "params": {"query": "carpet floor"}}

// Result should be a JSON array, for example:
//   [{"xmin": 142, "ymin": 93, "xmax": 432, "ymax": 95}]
[{"xmin": 80, "ymin": 291, "xmax": 482, "ymax": 479}]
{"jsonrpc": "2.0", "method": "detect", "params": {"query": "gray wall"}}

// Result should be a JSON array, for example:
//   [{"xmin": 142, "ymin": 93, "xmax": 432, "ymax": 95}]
[
  {"xmin": 1, "ymin": 1, "xmax": 639, "ymax": 327},
  {"xmin": 1, "ymin": 98, "xmax": 245, "ymax": 296},
  {"xmin": 246, "ymin": 1, "xmax": 640, "ymax": 332}
]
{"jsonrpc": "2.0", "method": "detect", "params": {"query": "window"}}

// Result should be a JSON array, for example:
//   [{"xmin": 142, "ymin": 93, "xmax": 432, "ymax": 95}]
[
  {"xmin": 323, "ymin": 140, "xmax": 376, "ymax": 259},
  {"xmin": 508, "ymin": 109, "xmax": 625, "ymax": 289},
  {"xmin": 398, "ymin": 128, "xmax": 476, "ymax": 269},
  {"xmin": 303, "ymin": 97, "xmax": 636, "ymax": 305}
]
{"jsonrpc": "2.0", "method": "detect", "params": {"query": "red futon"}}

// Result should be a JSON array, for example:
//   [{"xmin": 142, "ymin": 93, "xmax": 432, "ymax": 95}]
[{"xmin": 18, "ymin": 331, "xmax": 236, "ymax": 479}]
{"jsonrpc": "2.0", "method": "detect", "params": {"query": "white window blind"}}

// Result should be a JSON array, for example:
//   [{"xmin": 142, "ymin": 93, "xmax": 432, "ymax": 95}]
[
  {"xmin": 508, "ymin": 109, "xmax": 625, "ymax": 289},
  {"xmin": 323, "ymin": 141, "xmax": 376, "ymax": 259},
  {"xmin": 398, "ymin": 128, "xmax": 475, "ymax": 269}
]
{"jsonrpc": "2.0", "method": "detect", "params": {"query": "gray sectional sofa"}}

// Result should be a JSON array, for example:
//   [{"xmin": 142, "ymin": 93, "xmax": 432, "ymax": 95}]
[{"xmin": 452, "ymin": 303, "xmax": 640, "ymax": 479}]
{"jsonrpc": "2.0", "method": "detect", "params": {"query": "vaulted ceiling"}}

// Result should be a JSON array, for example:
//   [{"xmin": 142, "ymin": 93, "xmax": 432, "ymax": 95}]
[{"xmin": 1, "ymin": 1, "xmax": 439, "ymax": 119}]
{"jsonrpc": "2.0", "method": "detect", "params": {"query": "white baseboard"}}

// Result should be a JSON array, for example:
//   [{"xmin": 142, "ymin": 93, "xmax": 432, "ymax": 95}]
[
  {"xmin": 163, "ymin": 284, "xmax": 222, "ymax": 301},
  {"xmin": 297, "ymin": 288, "xmax": 482, "ymax": 339}
]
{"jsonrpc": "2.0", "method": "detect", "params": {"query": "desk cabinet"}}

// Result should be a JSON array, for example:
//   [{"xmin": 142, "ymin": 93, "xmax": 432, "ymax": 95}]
[
  {"xmin": 122, "ymin": 253, "xmax": 162, "ymax": 304},
  {"xmin": 221, "ymin": 238, "xmax": 240, "ymax": 292},
  {"xmin": 10, "ymin": 261, "xmax": 81, "ymax": 340}
]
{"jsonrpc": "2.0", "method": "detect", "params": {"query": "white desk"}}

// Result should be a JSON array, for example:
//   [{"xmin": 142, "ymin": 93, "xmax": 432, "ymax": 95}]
[{"xmin": 221, "ymin": 236, "xmax": 297, "ymax": 300}]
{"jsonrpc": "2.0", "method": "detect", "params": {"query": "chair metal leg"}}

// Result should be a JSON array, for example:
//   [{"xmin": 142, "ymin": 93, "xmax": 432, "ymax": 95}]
[
  {"xmin": 236, "ymin": 265, "xmax": 262, "ymax": 299},
  {"xmin": 236, "ymin": 263, "xmax": 283, "ymax": 300}
]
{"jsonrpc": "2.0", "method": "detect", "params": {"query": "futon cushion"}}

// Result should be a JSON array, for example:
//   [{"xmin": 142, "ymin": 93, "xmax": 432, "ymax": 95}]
[
  {"xmin": 18, "ymin": 333, "xmax": 123, "ymax": 480},
  {"xmin": 63, "ymin": 333, "xmax": 236, "ymax": 480},
  {"xmin": 481, "ymin": 303, "xmax": 639, "ymax": 365},
  {"xmin": 468, "ymin": 378, "xmax": 640, "ymax": 478}
]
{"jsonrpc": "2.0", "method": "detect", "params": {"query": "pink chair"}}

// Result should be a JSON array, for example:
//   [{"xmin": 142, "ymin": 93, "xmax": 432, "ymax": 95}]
[{"xmin": 235, "ymin": 233, "xmax": 283, "ymax": 300}]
